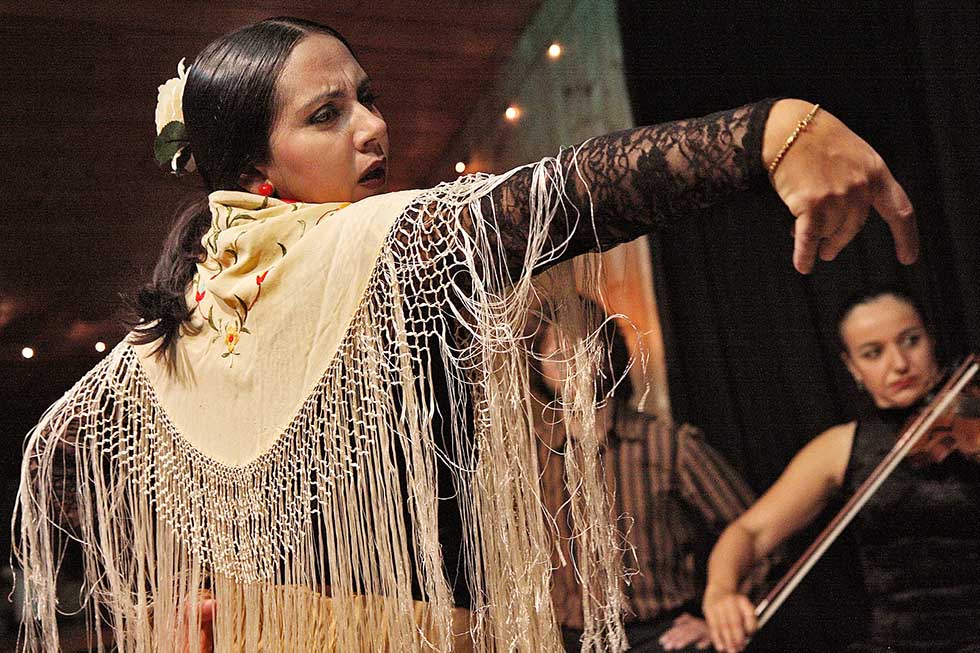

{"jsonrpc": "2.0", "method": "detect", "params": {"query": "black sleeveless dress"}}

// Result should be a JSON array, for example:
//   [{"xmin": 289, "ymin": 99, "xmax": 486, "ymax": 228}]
[{"xmin": 841, "ymin": 406, "xmax": 980, "ymax": 652}]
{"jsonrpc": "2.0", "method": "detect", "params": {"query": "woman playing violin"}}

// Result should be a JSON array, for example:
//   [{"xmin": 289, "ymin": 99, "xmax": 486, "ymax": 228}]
[{"xmin": 703, "ymin": 288, "xmax": 980, "ymax": 653}]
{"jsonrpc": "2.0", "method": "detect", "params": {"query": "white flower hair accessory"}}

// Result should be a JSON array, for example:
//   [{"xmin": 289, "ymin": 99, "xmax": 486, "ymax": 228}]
[{"xmin": 153, "ymin": 58, "xmax": 196, "ymax": 174}]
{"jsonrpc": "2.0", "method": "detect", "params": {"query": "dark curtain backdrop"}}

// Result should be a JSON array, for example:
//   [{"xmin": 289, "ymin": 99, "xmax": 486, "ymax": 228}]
[
  {"xmin": 617, "ymin": 0, "xmax": 978, "ymax": 489},
  {"xmin": 616, "ymin": 2, "xmax": 978, "ymax": 649}
]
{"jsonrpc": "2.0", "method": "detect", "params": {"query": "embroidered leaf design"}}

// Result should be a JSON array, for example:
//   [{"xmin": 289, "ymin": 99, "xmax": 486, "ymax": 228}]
[
  {"xmin": 221, "ymin": 352, "xmax": 230, "ymax": 358},
  {"xmin": 234, "ymin": 294, "xmax": 249, "ymax": 324},
  {"xmin": 259, "ymin": 195, "xmax": 270, "ymax": 209},
  {"xmin": 277, "ymin": 242, "xmax": 287, "ymax": 256},
  {"xmin": 209, "ymin": 259, "xmax": 224, "ymax": 280},
  {"xmin": 249, "ymin": 279, "xmax": 264, "ymax": 310},
  {"xmin": 206, "ymin": 305, "xmax": 218, "ymax": 332},
  {"xmin": 297, "ymin": 220, "xmax": 307, "ymax": 237},
  {"xmin": 228, "ymin": 213, "xmax": 257, "ymax": 227},
  {"xmin": 241, "ymin": 327, "xmax": 251, "ymax": 335},
  {"xmin": 206, "ymin": 225, "xmax": 220, "ymax": 255},
  {"xmin": 315, "ymin": 209, "xmax": 334, "ymax": 225}
]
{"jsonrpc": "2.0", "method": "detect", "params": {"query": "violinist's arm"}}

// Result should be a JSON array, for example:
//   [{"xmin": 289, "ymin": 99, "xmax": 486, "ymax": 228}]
[{"xmin": 703, "ymin": 422, "xmax": 854, "ymax": 653}]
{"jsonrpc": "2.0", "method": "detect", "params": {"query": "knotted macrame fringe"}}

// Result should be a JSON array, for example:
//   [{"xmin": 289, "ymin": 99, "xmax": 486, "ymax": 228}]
[{"xmin": 15, "ymin": 153, "xmax": 628, "ymax": 651}]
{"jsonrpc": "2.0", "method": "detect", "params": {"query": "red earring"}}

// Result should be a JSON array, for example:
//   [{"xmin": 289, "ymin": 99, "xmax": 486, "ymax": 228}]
[{"xmin": 257, "ymin": 181, "xmax": 274, "ymax": 197}]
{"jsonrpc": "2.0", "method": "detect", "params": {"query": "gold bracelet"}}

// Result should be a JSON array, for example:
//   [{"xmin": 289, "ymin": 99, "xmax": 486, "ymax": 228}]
[{"xmin": 767, "ymin": 103, "xmax": 821, "ymax": 176}]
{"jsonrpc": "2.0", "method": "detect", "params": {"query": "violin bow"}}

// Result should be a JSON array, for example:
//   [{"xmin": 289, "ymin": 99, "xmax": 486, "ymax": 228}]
[{"xmin": 753, "ymin": 353, "xmax": 979, "ymax": 631}]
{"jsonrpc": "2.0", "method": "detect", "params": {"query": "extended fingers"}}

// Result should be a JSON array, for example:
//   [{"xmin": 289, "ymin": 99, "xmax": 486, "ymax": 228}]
[
  {"xmin": 871, "ymin": 160, "xmax": 919, "ymax": 265},
  {"xmin": 818, "ymin": 202, "xmax": 869, "ymax": 262},
  {"xmin": 792, "ymin": 180, "xmax": 872, "ymax": 272},
  {"xmin": 775, "ymin": 108, "xmax": 917, "ymax": 273},
  {"xmin": 792, "ymin": 215, "xmax": 822, "ymax": 274},
  {"xmin": 794, "ymin": 183, "xmax": 914, "ymax": 273}
]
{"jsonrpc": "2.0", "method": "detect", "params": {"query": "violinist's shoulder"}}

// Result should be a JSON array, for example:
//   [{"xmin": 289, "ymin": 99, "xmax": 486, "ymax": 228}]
[
  {"xmin": 775, "ymin": 422, "xmax": 855, "ymax": 504},
  {"xmin": 810, "ymin": 421, "xmax": 857, "ymax": 487},
  {"xmin": 818, "ymin": 420, "xmax": 858, "ymax": 443}
]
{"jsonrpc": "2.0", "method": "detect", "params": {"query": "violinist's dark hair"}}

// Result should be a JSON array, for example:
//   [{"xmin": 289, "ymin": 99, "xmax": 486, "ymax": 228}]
[
  {"xmin": 128, "ymin": 17, "xmax": 356, "ymax": 362},
  {"xmin": 834, "ymin": 285, "xmax": 932, "ymax": 354}
]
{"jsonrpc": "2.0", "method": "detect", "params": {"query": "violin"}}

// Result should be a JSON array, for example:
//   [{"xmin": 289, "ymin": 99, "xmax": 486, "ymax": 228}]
[
  {"xmin": 753, "ymin": 354, "xmax": 980, "ymax": 632},
  {"xmin": 907, "ymin": 379, "xmax": 980, "ymax": 464}
]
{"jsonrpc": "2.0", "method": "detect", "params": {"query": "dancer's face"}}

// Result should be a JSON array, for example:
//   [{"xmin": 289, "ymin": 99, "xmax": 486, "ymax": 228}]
[
  {"xmin": 254, "ymin": 34, "xmax": 389, "ymax": 203},
  {"xmin": 840, "ymin": 295, "xmax": 940, "ymax": 409}
]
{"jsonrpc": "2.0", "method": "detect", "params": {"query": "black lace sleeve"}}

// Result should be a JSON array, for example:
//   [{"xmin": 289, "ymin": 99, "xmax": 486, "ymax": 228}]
[
  {"xmin": 488, "ymin": 99, "xmax": 777, "ymax": 274},
  {"xmin": 384, "ymin": 100, "xmax": 776, "ymax": 318}
]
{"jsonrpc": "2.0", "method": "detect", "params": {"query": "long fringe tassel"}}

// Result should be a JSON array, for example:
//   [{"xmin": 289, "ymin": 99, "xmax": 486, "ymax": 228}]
[{"xmin": 14, "ymin": 154, "xmax": 627, "ymax": 651}]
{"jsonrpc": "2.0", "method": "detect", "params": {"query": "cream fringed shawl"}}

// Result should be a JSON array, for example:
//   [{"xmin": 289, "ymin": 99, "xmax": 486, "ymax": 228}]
[{"xmin": 15, "ymin": 159, "xmax": 628, "ymax": 651}]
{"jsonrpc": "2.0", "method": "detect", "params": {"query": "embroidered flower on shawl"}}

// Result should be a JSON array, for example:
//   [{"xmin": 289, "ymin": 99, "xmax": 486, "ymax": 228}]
[
  {"xmin": 196, "ymin": 194, "xmax": 348, "ymax": 363},
  {"xmin": 224, "ymin": 324, "xmax": 240, "ymax": 354}
]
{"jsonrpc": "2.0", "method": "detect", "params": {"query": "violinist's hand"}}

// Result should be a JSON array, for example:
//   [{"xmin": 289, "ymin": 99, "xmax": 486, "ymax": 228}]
[
  {"xmin": 703, "ymin": 586, "xmax": 757, "ymax": 652},
  {"xmin": 764, "ymin": 99, "xmax": 918, "ymax": 274}
]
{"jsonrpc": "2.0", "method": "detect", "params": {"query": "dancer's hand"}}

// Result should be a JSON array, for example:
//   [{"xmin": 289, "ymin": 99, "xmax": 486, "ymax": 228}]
[{"xmin": 764, "ymin": 99, "xmax": 918, "ymax": 274}]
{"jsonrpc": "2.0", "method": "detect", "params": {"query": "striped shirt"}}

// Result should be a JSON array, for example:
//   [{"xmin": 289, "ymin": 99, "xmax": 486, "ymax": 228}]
[{"xmin": 536, "ymin": 404, "xmax": 764, "ymax": 628}]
